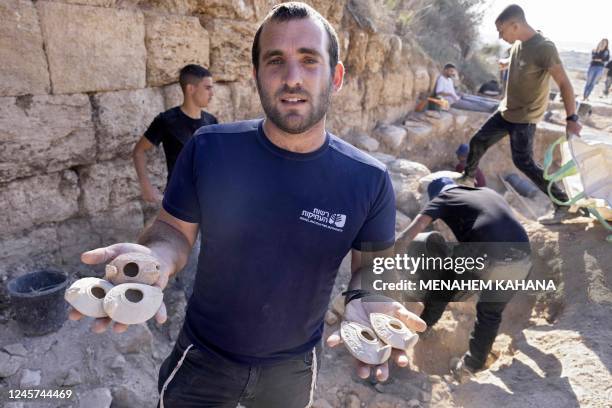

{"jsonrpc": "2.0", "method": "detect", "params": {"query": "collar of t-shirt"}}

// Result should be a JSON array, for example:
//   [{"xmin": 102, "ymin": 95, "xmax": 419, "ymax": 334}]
[
  {"xmin": 256, "ymin": 121, "xmax": 330, "ymax": 161},
  {"xmin": 178, "ymin": 107, "xmax": 204, "ymax": 123}
]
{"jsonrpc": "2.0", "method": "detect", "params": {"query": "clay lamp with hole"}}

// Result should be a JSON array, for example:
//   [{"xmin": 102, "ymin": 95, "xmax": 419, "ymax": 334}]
[
  {"xmin": 105, "ymin": 252, "xmax": 161, "ymax": 285},
  {"xmin": 103, "ymin": 283, "xmax": 163, "ymax": 325},
  {"xmin": 370, "ymin": 313, "xmax": 419, "ymax": 352},
  {"xmin": 340, "ymin": 321, "xmax": 392, "ymax": 365},
  {"xmin": 64, "ymin": 277, "xmax": 115, "ymax": 318}
]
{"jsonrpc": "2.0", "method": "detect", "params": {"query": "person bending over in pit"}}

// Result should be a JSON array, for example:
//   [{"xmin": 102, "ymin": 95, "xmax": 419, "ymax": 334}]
[{"xmin": 396, "ymin": 177, "xmax": 531, "ymax": 382}]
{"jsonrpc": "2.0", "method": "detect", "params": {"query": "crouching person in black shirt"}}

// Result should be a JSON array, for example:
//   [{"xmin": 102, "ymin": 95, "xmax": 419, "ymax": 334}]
[{"xmin": 396, "ymin": 177, "xmax": 532, "ymax": 382}]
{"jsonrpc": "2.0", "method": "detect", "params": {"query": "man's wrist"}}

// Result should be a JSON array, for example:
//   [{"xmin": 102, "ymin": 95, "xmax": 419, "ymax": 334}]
[
  {"xmin": 342, "ymin": 289, "xmax": 372, "ymax": 306},
  {"xmin": 566, "ymin": 113, "xmax": 579, "ymax": 122}
]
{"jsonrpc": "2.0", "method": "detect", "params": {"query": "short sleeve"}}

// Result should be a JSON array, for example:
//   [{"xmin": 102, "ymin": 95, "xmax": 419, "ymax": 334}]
[
  {"xmin": 162, "ymin": 136, "xmax": 201, "ymax": 223},
  {"xmin": 352, "ymin": 170, "xmax": 396, "ymax": 252},
  {"xmin": 434, "ymin": 76, "xmax": 444, "ymax": 95},
  {"xmin": 537, "ymin": 42, "xmax": 561, "ymax": 69},
  {"xmin": 143, "ymin": 114, "xmax": 165, "ymax": 146},
  {"xmin": 421, "ymin": 197, "xmax": 448, "ymax": 221}
]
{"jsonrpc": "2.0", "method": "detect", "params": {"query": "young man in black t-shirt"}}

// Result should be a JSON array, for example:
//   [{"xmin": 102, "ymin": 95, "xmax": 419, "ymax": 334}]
[
  {"xmin": 132, "ymin": 64, "xmax": 218, "ymax": 300},
  {"xmin": 396, "ymin": 177, "xmax": 531, "ymax": 382},
  {"xmin": 133, "ymin": 64, "xmax": 218, "ymax": 203}
]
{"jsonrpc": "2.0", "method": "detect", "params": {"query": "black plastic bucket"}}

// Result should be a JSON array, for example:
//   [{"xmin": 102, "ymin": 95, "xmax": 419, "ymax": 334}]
[{"xmin": 7, "ymin": 270, "xmax": 69, "ymax": 336}]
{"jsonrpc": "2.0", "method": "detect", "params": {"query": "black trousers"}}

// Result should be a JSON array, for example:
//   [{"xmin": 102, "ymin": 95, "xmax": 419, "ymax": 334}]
[
  {"xmin": 157, "ymin": 330, "xmax": 321, "ymax": 408},
  {"xmin": 421, "ymin": 296, "xmax": 511, "ymax": 370},
  {"xmin": 463, "ymin": 112, "xmax": 569, "ymax": 203},
  {"xmin": 419, "ymin": 256, "xmax": 530, "ymax": 370}
]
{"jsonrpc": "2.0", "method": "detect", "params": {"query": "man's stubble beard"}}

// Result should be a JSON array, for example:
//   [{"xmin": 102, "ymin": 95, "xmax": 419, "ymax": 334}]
[{"xmin": 256, "ymin": 75, "xmax": 333, "ymax": 135}]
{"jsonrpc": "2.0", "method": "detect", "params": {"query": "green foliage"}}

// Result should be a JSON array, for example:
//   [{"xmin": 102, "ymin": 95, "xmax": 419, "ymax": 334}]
[{"xmin": 388, "ymin": 0, "xmax": 497, "ymax": 91}]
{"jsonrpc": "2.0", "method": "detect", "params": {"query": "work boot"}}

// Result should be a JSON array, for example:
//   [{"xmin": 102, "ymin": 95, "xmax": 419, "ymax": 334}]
[
  {"xmin": 455, "ymin": 174, "xmax": 475, "ymax": 187},
  {"xmin": 450, "ymin": 355, "xmax": 477, "ymax": 383},
  {"xmin": 537, "ymin": 206, "xmax": 581, "ymax": 225}
]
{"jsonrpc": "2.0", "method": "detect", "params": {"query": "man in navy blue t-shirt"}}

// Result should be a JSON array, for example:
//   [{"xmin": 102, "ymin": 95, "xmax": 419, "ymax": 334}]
[{"xmin": 74, "ymin": 3, "xmax": 426, "ymax": 407}]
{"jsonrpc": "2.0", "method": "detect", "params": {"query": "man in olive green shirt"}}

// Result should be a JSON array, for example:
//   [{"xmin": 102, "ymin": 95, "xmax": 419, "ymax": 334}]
[{"xmin": 459, "ymin": 4, "xmax": 582, "ymax": 224}]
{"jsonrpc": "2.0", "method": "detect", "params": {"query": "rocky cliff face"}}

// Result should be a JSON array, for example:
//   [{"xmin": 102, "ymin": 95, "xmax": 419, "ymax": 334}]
[{"xmin": 0, "ymin": 0, "xmax": 440, "ymax": 278}]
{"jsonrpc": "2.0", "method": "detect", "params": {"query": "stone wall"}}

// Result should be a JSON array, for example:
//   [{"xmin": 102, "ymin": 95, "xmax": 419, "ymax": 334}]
[{"xmin": 0, "ymin": 0, "xmax": 440, "ymax": 279}]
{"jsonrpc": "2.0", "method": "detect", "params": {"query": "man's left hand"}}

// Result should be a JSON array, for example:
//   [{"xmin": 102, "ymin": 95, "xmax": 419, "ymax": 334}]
[{"xmin": 326, "ymin": 296, "xmax": 426, "ymax": 382}]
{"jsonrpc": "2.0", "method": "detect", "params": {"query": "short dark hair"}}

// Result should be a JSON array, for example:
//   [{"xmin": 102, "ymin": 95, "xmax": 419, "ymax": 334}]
[
  {"xmin": 179, "ymin": 64, "xmax": 211, "ymax": 91},
  {"xmin": 251, "ymin": 2, "xmax": 339, "ymax": 74},
  {"xmin": 495, "ymin": 4, "xmax": 526, "ymax": 24},
  {"xmin": 444, "ymin": 63, "xmax": 456, "ymax": 70}
]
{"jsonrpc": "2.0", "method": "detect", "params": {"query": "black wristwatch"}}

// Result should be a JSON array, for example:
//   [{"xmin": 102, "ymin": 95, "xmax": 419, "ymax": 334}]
[{"xmin": 566, "ymin": 113, "xmax": 579, "ymax": 122}]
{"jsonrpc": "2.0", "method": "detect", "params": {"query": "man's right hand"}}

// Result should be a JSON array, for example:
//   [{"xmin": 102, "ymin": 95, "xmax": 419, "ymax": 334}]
[{"xmin": 70, "ymin": 243, "xmax": 169, "ymax": 333}]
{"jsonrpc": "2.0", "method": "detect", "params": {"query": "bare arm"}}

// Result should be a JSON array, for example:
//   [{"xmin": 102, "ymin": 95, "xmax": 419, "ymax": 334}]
[
  {"xmin": 137, "ymin": 208, "xmax": 199, "ymax": 285},
  {"xmin": 549, "ymin": 63, "xmax": 582, "ymax": 137},
  {"xmin": 132, "ymin": 136, "xmax": 163, "ymax": 203},
  {"xmin": 395, "ymin": 214, "xmax": 433, "ymax": 254}
]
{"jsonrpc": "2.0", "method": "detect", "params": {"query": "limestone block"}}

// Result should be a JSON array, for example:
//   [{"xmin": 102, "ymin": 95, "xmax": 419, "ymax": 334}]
[
  {"xmin": 195, "ymin": 0, "xmax": 254, "ymax": 19},
  {"xmin": 374, "ymin": 124, "xmax": 407, "ymax": 150},
  {"xmin": 413, "ymin": 66, "xmax": 430, "ymax": 97},
  {"xmin": 0, "ymin": 171, "xmax": 79, "ymax": 235},
  {"xmin": 352, "ymin": 133, "xmax": 379, "ymax": 152},
  {"xmin": 0, "ymin": 94, "xmax": 95, "ymax": 183},
  {"xmin": 204, "ymin": 18, "xmax": 258, "ymax": 82},
  {"xmin": 0, "ymin": 0, "xmax": 50, "ymax": 96},
  {"xmin": 403, "ymin": 120, "xmax": 433, "ymax": 145},
  {"xmin": 93, "ymin": 88, "xmax": 165, "ymax": 160},
  {"xmin": 230, "ymin": 80, "xmax": 262, "ymax": 121},
  {"xmin": 388, "ymin": 159, "xmax": 430, "ymax": 217},
  {"xmin": 423, "ymin": 110, "xmax": 454, "ymax": 135},
  {"xmin": 80, "ymin": 159, "xmax": 143, "ymax": 215},
  {"xmin": 162, "ymin": 83, "xmax": 183, "ymax": 110},
  {"xmin": 382, "ymin": 71, "xmax": 406, "ymax": 106},
  {"xmin": 208, "ymin": 82, "xmax": 234, "ymax": 123},
  {"xmin": 37, "ymin": 2, "xmax": 146, "ymax": 94},
  {"xmin": 145, "ymin": 14, "xmax": 210, "ymax": 87},
  {"xmin": 376, "ymin": 104, "xmax": 409, "ymax": 126}
]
